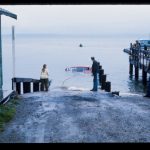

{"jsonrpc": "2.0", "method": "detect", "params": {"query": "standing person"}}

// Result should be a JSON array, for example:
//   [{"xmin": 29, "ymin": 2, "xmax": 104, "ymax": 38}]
[
  {"xmin": 40, "ymin": 64, "xmax": 49, "ymax": 91},
  {"xmin": 90, "ymin": 57, "xmax": 99, "ymax": 91}
]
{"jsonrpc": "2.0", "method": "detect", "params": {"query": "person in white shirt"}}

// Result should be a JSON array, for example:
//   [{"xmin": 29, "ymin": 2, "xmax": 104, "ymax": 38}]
[{"xmin": 40, "ymin": 64, "xmax": 49, "ymax": 91}]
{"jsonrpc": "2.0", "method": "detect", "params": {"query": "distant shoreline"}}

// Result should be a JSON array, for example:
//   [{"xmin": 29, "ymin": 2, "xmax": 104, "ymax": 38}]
[{"xmin": 2, "ymin": 33, "xmax": 148, "ymax": 39}]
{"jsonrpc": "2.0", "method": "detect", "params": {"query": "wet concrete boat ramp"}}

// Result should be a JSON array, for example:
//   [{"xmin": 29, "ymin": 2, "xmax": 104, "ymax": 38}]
[{"xmin": 0, "ymin": 87, "xmax": 150, "ymax": 143}]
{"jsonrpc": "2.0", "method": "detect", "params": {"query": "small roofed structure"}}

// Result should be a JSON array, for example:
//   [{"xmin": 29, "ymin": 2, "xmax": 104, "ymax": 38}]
[{"xmin": 0, "ymin": 8, "xmax": 17, "ymax": 101}]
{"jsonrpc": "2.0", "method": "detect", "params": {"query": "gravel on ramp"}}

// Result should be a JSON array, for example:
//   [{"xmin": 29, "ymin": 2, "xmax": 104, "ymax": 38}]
[{"xmin": 0, "ymin": 88, "xmax": 150, "ymax": 143}]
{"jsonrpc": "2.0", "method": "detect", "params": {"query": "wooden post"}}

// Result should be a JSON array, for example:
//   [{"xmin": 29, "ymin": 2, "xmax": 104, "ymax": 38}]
[
  {"xmin": 99, "ymin": 69, "xmax": 104, "ymax": 85},
  {"xmin": 99, "ymin": 65, "xmax": 102, "ymax": 70},
  {"xmin": 101, "ymin": 74, "xmax": 106, "ymax": 90},
  {"xmin": 12, "ymin": 78, "xmax": 14, "ymax": 90},
  {"xmin": 135, "ymin": 66, "xmax": 139, "ymax": 80},
  {"xmin": 16, "ymin": 82, "xmax": 21, "ymax": 95},
  {"xmin": 142, "ymin": 67, "xmax": 147, "ymax": 85},
  {"xmin": 23, "ymin": 82, "xmax": 31, "ymax": 93},
  {"xmin": 129, "ymin": 63, "xmax": 133, "ymax": 75},
  {"xmin": 130, "ymin": 43, "xmax": 132, "ymax": 50},
  {"xmin": 33, "ymin": 82, "xmax": 40, "ymax": 92},
  {"xmin": 12, "ymin": 78, "xmax": 16, "ymax": 91},
  {"xmin": 99, "ymin": 69, "xmax": 104, "ymax": 75},
  {"xmin": 105, "ymin": 81, "xmax": 111, "ymax": 92},
  {"xmin": 145, "ymin": 76, "xmax": 150, "ymax": 97}
]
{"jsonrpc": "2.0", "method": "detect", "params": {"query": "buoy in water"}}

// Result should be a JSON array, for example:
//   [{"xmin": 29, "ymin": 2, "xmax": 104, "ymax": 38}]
[{"xmin": 79, "ymin": 44, "xmax": 83, "ymax": 47}]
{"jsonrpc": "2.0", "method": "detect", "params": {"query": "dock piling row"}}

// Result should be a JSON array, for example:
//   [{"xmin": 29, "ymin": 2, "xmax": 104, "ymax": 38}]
[
  {"xmin": 98, "ymin": 64, "xmax": 111, "ymax": 93},
  {"xmin": 124, "ymin": 41, "xmax": 150, "ymax": 96},
  {"xmin": 12, "ymin": 78, "xmax": 40, "ymax": 95}
]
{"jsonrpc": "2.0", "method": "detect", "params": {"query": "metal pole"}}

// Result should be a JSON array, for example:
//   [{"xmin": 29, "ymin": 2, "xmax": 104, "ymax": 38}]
[
  {"xmin": 12, "ymin": 25, "xmax": 16, "ymax": 91},
  {"xmin": 12, "ymin": 26, "xmax": 15, "ymax": 78},
  {"xmin": 0, "ymin": 15, "xmax": 3, "ymax": 90}
]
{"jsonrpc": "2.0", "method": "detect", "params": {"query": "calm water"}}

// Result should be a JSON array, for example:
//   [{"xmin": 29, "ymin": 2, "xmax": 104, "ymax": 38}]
[{"xmin": 2, "ymin": 34, "xmax": 148, "ymax": 95}]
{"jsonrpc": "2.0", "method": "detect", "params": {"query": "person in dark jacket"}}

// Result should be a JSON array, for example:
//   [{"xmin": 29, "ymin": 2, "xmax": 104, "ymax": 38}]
[{"xmin": 90, "ymin": 57, "xmax": 99, "ymax": 91}]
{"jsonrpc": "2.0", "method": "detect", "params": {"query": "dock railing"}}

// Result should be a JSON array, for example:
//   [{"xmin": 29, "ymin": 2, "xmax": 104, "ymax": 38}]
[{"xmin": 12, "ymin": 77, "xmax": 41, "ymax": 95}]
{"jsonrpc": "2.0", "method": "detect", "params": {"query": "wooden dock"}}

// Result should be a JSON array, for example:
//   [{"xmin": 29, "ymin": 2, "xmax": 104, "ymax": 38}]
[
  {"xmin": 123, "ymin": 42, "xmax": 150, "ymax": 86},
  {"xmin": 12, "ymin": 77, "xmax": 41, "ymax": 95}
]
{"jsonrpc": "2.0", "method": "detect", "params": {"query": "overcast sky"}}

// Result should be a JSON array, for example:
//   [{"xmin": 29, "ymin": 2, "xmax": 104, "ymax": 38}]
[{"xmin": 1, "ymin": 5, "xmax": 150, "ymax": 36}]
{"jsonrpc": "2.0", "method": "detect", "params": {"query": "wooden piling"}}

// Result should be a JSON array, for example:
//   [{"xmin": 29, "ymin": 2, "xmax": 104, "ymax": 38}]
[
  {"xmin": 101, "ymin": 74, "xmax": 106, "ymax": 90},
  {"xmin": 99, "ymin": 69, "xmax": 104, "ymax": 85},
  {"xmin": 145, "ymin": 76, "xmax": 150, "ymax": 97},
  {"xmin": 33, "ymin": 82, "xmax": 40, "ymax": 92},
  {"xmin": 124, "ymin": 41, "xmax": 150, "ymax": 95},
  {"xmin": 135, "ymin": 66, "xmax": 139, "ymax": 80},
  {"xmin": 23, "ymin": 82, "xmax": 31, "ymax": 93},
  {"xmin": 16, "ymin": 82, "xmax": 21, "ymax": 95},
  {"xmin": 105, "ymin": 81, "xmax": 111, "ymax": 92},
  {"xmin": 142, "ymin": 67, "xmax": 147, "ymax": 85},
  {"xmin": 99, "ymin": 65, "xmax": 102, "ymax": 70},
  {"xmin": 129, "ymin": 63, "xmax": 133, "ymax": 75},
  {"xmin": 99, "ymin": 69, "xmax": 104, "ymax": 75}
]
